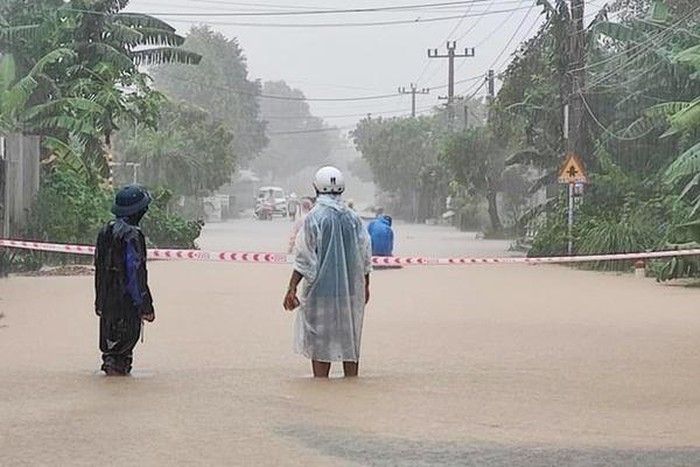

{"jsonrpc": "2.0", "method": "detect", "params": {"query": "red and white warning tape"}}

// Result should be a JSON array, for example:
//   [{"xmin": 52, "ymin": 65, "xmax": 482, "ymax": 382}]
[{"xmin": 1, "ymin": 238, "xmax": 699, "ymax": 266}]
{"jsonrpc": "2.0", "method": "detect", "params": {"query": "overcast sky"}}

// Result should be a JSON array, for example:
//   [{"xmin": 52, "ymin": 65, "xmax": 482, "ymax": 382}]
[{"xmin": 126, "ymin": 0, "xmax": 606, "ymax": 129}]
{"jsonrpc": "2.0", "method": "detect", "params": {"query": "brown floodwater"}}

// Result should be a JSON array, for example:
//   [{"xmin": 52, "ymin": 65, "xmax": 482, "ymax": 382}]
[{"xmin": 1, "ymin": 221, "xmax": 699, "ymax": 465}]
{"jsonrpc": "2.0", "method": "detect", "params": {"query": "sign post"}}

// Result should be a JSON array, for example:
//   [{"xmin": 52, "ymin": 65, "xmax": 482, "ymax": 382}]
[{"xmin": 558, "ymin": 153, "xmax": 588, "ymax": 255}]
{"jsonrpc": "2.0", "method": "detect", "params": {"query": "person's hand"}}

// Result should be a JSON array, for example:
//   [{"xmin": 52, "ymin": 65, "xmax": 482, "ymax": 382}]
[
  {"xmin": 139, "ymin": 305, "xmax": 155, "ymax": 322},
  {"xmin": 283, "ymin": 289, "xmax": 300, "ymax": 311}
]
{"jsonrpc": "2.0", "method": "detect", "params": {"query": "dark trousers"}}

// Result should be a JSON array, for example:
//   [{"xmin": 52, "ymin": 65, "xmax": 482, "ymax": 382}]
[{"xmin": 100, "ymin": 313, "xmax": 141, "ymax": 374}]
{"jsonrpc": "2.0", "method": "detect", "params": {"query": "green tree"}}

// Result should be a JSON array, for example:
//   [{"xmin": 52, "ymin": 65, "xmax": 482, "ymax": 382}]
[
  {"xmin": 440, "ymin": 128, "xmax": 505, "ymax": 233},
  {"xmin": 253, "ymin": 80, "xmax": 335, "ymax": 182},
  {"xmin": 0, "ymin": 0, "xmax": 201, "ymax": 178},
  {"xmin": 116, "ymin": 101, "xmax": 236, "ymax": 197},
  {"xmin": 151, "ymin": 26, "xmax": 266, "ymax": 165},
  {"xmin": 352, "ymin": 116, "xmax": 443, "ymax": 221}
]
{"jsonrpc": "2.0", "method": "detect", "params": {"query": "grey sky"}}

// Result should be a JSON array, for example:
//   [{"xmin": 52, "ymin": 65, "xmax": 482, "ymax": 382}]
[{"xmin": 126, "ymin": 0, "xmax": 606, "ymax": 129}]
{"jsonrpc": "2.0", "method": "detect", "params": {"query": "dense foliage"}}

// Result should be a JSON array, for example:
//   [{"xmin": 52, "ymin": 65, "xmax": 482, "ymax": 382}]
[
  {"xmin": 254, "ymin": 80, "xmax": 336, "ymax": 182},
  {"xmin": 0, "ymin": 0, "xmax": 201, "ymax": 179},
  {"xmin": 350, "ymin": 0, "xmax": 698, "ymax": 279},
  {"xmin": 116, "ymin": 100, "xmax": 236, "ymax": 197},
  {"xmin": 29, "ymin": 165, "xmax": 201, "ymax": 250},
  {"xmin": 352, "ymin": 115, "xmax": 445, "ymax": 221},
  {"xmin": 151, "ymin": 26, "xmax": 266, "ymax": 166},
  {"xmin": 0, "ymin": 1, "xmax": 204, "ymax": 270}
]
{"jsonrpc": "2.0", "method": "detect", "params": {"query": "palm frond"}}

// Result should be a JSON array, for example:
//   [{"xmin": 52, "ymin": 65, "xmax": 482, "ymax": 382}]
[
  {"xmin": 0, "ymin": 53, "xmax": 16, "ymax": 93},
  {"xmin": 679, "ymin": 172, "xmax": 700, "ymax": 199},
  {"xmin": 4, "ymin": 74, "xmax": 38, "ymax": 116},
  {"xmin": 131, "ymin": 47, "xmax": 201, "ymax": 66},
  {"xmin": 675, "ymin": 44, "xmax": 700, "ymax": 71},
  {"xmin": 113, "ymin": 13, "xmax": 176, "ymax": 33},
  {"xmin": 665, "ymin": 141, "xmax": 700, "ymax": 183},
  {"xmin": 620, "ymin": 115, "xmax": 657, "ymax": 138},
  {"xmin": 646, "ymin": 1, "xmax": 670, "ymax": 24},
  {"xmin": 29, "ymin": 48, "xmax": 75, "ymax": 76},
  {"xmin": 133, "ymin": 28, "xmax": 185, "ymax": 47},
  {"xmin": 645, "ymin": 101, "xmax": 692, "ymax": 119},
  {"xmin": 106, "ymin": 22, "xmax": 184, "ymax": 48},
  {"xmin": 86, "ymin": 43, "xmax": 134, "ymax": 71},
  {"xmin": 23, "ymin": 97, "xmax": 106, "ymax": 123},
  {"xmin": 595, "ymin": 21, "xmax": 638, "ymax": 43},
  {"xmin": 662, "ymin": 99, "xmax": 700, "ymax": 137},
  {"xmin": 0, "ymin": 24, "xmax": 40, "ymax": 42},
  {"xmin": 105, "ymin": 22, "xmax": 144, "ymax": 47}
]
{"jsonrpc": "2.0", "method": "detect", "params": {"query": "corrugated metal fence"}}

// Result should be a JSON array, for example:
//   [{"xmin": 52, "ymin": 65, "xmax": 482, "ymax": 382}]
[{"xmin": 0, "ymin": 134, "xmax": 41, "ymax": 237}]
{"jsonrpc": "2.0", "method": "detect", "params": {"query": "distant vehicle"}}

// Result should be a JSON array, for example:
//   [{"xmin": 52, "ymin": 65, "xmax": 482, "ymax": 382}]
[
  {"xmin": 256, "ymin": 186, "xmax": 287, "ymax": 217},
  {"xmin": 254, "ymin": 200, "xmax": 274, "ymax": 221}
]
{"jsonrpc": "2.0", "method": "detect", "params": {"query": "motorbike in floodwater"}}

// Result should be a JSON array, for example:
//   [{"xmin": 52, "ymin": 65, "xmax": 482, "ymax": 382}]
[{"xmin": 255, "ymin": 201, "xmax": 274, "ymax": 221}]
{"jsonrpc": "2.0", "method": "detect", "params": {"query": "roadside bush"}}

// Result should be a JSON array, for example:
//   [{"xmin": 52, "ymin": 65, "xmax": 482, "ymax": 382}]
[
  {"xmin": 29, "ymin": 165, "xmax": 112, "ymax": 245},
  {"xmin": 577, "ymin": 208, "xmax": 659, "ymax": 271},
  {"xmin": 142, "ymin": 188, "xmax": 203, "ymax": 249},
  {"xmin": 528, "ymin": 201, "xmax": 568, "ymax": 257},
  {"xmin": 6, "ymin": 168, "xmax": 203, "ymax": 274}
]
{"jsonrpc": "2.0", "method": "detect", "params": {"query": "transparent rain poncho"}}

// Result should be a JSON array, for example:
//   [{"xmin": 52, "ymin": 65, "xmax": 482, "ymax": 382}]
[{"xmin": 293, "ymin": 195, "xmax": 373, "ymax": 362}]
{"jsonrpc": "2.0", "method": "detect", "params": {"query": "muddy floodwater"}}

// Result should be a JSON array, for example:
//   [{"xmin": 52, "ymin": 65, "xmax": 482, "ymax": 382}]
[{"xmin": 1, "ymin": 219, "xmax": 699, "ymax": 465}]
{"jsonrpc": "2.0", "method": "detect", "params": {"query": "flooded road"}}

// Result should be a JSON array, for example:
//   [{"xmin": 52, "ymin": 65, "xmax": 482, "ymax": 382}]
[{"xmin": 1, "ymin": 219, "xmax": 699, "ymax": 465}]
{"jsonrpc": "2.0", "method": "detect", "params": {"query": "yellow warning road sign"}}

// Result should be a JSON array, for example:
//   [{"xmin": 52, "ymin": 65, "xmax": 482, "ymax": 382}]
[{"xmin": 558, "ymin": 152, "xmax": 588, "ymax": 184}]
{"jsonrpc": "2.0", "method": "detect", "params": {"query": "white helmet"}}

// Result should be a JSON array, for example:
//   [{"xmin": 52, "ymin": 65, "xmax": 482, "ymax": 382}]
[{"xmin": 313, "ymin": 166, "xmax": 345, "ymax": 194}]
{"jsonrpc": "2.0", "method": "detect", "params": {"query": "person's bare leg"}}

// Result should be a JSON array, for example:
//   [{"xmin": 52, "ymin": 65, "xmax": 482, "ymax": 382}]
[
  {"xmin": 312, "ymin": 360, "xmax": 331, "ymax": 378},
  {"xmin": 343, "ymin": 361, "xmax": 359, "ymax": 377}
]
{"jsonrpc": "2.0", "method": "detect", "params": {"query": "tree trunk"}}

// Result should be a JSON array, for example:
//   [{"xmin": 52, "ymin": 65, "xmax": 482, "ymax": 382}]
[{"xmin": 487, "ymin": 191, "xmax": 503, "ymax": 233}]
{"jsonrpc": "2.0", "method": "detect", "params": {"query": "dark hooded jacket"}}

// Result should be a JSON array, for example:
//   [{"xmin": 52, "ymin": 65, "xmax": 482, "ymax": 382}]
[{"xmin": 95, "ymin": 218, "xmax": 153, "ymax": 318}]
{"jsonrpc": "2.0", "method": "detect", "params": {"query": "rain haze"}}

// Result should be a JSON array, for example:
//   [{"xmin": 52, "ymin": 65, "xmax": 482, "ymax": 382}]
[
  {"xmin": 1, "ymin": 0, "xmax": 699, "ymax": 466},
  {"xmin": 126, "ymin": 0, "xmax": 555, "ymax": 127}
]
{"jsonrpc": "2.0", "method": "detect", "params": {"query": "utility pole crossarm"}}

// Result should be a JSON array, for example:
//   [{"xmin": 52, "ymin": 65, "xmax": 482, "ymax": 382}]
[
  {"xmin": 398, "ymin": 83, "xmax": 430, "ymax": 117},
  {"xmin": 427, "ymin": 41, "xmax": 475, "ymax": 127}
]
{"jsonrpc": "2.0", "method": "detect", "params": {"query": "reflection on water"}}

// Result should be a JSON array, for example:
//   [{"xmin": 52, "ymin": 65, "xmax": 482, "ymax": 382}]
[{"xmin": 278, "ymin": 424, "xmax": 700, "ymax": 467}]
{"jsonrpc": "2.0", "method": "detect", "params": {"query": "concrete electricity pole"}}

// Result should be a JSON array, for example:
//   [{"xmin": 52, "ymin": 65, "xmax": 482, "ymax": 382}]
[
  {"xmin": 398, "ymin": 83, "xmax": 430, "ymax": 117},
  {"xmin": 428, "ymin": 41, "xmax": 475, "ymax": 126},
  {"xmin": 487, "ymin": 69, "xmax": 495, "ymax": 102},
  {"xmin": 566, "ymin": 0, "xmax": 587, "ymax": 156}
]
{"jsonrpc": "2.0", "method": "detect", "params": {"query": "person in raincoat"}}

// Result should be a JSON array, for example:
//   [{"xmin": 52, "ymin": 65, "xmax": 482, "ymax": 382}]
[
  {"xmin": 94, "ymin": 185, "xmax": 155, "ymax": 376},
  {"xmin": 287, "ymin": 196, "xmax": 315, "ymax": 253},
  {"xmin": 367, "ymin": 215, "xmax": 394, "ymax": 257},
  {"xmin": 283, "ymin": 167, "xmax": 372, "ymax": 378}
]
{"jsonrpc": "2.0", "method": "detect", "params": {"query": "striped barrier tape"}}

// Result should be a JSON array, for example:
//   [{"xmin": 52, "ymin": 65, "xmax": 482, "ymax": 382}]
[{"xmin": 2, "ymin": 238, "xmax": 700, "ymax": 266}]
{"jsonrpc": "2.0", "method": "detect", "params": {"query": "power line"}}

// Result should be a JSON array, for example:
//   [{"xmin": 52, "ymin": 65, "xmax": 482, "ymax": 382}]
[
  {"xmin": 580, "ymin": 11, "xmax": 698, "ymax": 93},
  {"xmin": 579, "ymin": 91, "xmax": 652, "ymax": 141},
  {"xmin": 117, "ymin": 1, "xmax": 515, "ymax": 16},
  {"xmin": 456, "ymin": 0, "xmax": 498, "ymax": 42},
  {"xmin": 570, "ymin": 8, "xmax": 698, "ymax": 75},
  {"xmin": 160, "ymin": 74, "xmax": 402, "ymax": 102},
  {"xmin": 262, "ymin": 105, "xmax": 432, "ymax": 120},
  {"xmin": 161, "ymin": 72, "xmax": 482, "ymax": 103},
  {"xmin": 143, "ymin": 6, "xmax": 535, "ymax": 28}
]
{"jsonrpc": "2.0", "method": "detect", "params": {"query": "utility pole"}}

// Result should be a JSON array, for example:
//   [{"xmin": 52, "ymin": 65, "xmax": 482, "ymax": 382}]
[
  {"xmin": 563, "ymin": 0, "xmax": 587, "ymax": 255},
  {"xmin": 566, "ymin": 0, "xmax": 586, "ymax": 156},
  {"xmin": 486, "ymin": 69, "xmax": 495, "ymax": 124},
  {"xmin": 398, "ymin": 83, "xmax": 429, "ymax": 117},
  {"xmin": 487, "ymin": 69, "xmax": 495, "ymax": 102},
  {"xmin": 428, "ymin": 41, "xmax": 475, "ymax": 127}
]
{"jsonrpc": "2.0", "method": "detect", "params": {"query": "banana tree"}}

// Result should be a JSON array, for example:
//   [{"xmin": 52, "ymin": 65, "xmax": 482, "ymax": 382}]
[{"xmin": 0, "ymin": 0, "xmax": 201, "ymax": 178}]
